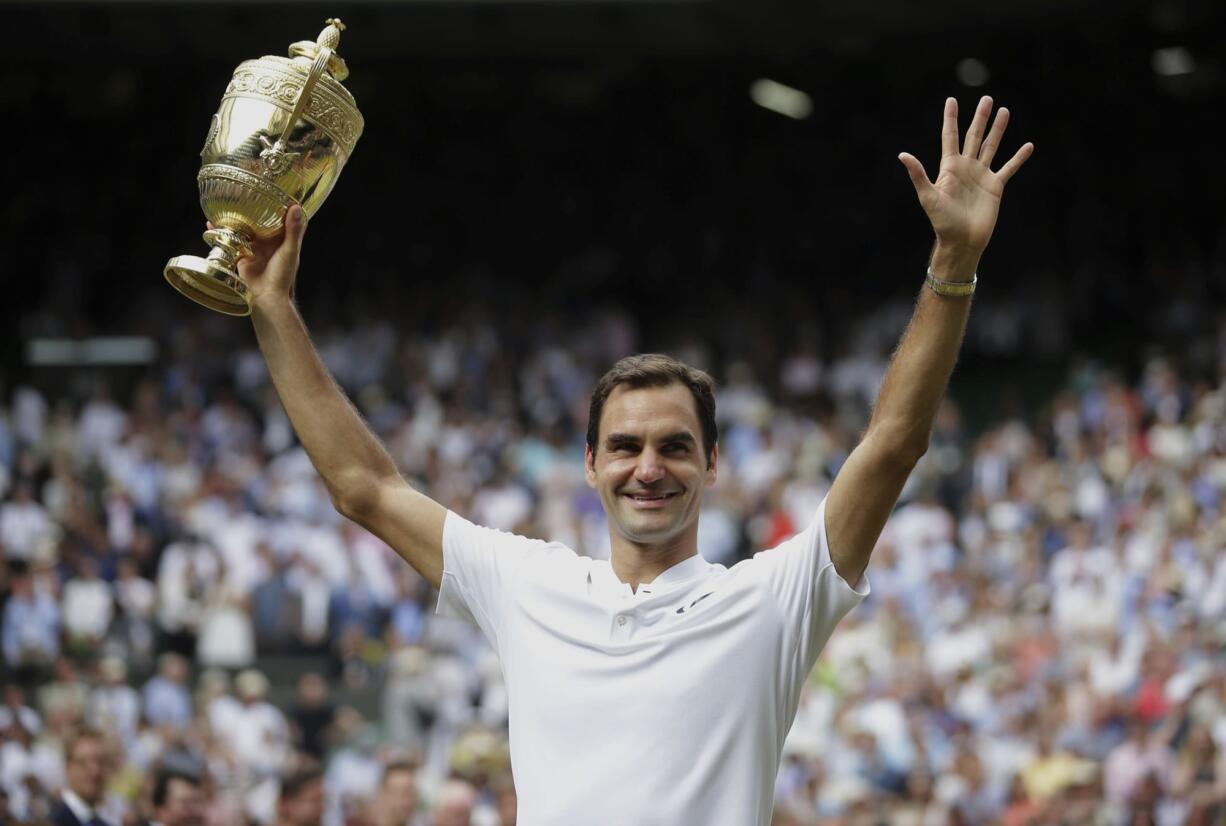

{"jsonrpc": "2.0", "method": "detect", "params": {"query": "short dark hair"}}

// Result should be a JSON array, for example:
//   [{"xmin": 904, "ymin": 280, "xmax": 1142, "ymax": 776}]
[
  {"xmin": 280, "ymin": 765, "xmax": 324, "ymax": 800},
  {"xmin": 153, "ymin": 767, "xmax": 201, "ymax": 808},
  {"xmin": 587, "ymin": 354, "xmax": 718, "ymax": 464}
]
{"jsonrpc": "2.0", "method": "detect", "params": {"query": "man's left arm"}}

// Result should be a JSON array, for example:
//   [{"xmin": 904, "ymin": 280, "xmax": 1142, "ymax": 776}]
[{"xmin": 825, "ymin": 95, "xmax": 1034, "ymax": 586}]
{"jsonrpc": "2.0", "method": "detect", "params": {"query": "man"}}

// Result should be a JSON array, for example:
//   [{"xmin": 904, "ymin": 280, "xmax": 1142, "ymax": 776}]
[
  {"xmin": 238, "ymin": 96, "xmax": 1031, "ymax": 825},
  {"xmin": 149, "ymin": 767, "xmax": 205, "ymax": 826},
  {"xmin": 229, "ymin": 669, "xmax": 291, "ymax": 784},
  {"xmin": 1, "ymin": 559, "xmax": 59, "ymax": 681},
  {"xmin": 141, "ymin": 653, "xmax": 193, "ymax": 732},
  {"xmin": 371, "ymin": 761, "xmax": 421, "ymax": 826},
  {"xmin": 275, "ymin": 766, "xmax": 325, "ymax": 826},
  {"xmin": 50, "ymin": 728, "xmax": 115, "ymax": 826}
]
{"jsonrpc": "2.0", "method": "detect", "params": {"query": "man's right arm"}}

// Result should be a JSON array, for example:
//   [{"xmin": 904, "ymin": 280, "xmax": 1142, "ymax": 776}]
[{"xmin": 242, "ymin": 206, "xmax": 445, "ymax": 587}]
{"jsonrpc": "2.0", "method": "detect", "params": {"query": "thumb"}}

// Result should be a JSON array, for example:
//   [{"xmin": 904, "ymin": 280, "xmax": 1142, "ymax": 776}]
[
  {"xmin": 898, "ymin": 153, "xmax": 934, "ymax": 196},
  {"xmin": 282, "ymin": 204, "xmax": 308, "ymax": 255}
]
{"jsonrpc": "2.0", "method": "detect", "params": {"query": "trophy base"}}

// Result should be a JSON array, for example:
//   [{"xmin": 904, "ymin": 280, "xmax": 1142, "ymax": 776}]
[{"xmin": 164, "ymin": 255, "xmax": 251, "ymax": 317}]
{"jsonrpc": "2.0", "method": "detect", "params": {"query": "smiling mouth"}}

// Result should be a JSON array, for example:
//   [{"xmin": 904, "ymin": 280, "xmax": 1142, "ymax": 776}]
[{"xmin": 624, "ymin": 492, "xmax": 679, "ymax": 505}]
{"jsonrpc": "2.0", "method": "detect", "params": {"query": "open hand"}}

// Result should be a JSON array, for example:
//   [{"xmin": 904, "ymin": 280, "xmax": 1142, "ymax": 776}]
[
  {"xmin": 899, "ymin": 96, "xmax": 1033, "ymax": 255},
  {"xmin": 207, "ymin": 204, "xmax": 307, "ymax": 305}
]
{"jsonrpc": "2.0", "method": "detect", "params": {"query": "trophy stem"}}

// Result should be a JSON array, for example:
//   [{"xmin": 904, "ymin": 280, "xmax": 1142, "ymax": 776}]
[
  {"xmin": 204, "ymin": 227, "xmax": 253, "ymax": 270},
  {"xmin": 163, "ymin": 227, "xmax": 254, "ymax": 316}
]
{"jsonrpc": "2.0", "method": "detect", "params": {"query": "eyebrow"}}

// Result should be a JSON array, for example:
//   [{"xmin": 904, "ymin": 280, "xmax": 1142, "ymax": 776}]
[{"xmin": 604, "ymin": 431, "xmax": 697, "ymax": 449}]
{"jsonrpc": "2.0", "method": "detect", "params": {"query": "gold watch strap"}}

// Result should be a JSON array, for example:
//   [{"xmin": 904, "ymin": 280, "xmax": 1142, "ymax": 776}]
[{"xmin": 925, "ymin": 267, "xmax": 977, "ymax": 297}]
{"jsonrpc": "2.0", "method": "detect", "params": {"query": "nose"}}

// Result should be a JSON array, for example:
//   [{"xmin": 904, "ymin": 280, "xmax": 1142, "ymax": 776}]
[{"xmin": 634, "ymin": 447, "xmax": 666, "ymax": 485}]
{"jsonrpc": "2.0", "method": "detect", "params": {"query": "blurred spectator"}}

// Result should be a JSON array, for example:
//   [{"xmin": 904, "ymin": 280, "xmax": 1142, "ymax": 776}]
[
  {"xmin": 2, "ymin": 560, "xmax": 59, "ymax": 682},
  {"xmin": 429, "ymin": 780, "xmax": 475, "ymax": 826},
  {"xmin": 50, "ymin": 728, "xmax": 118, "ymax": 826},
  {"xmin": 230, "ymin": 670, "xmax": 291, "ymax": 785},
  {"xmin": 276, "ymin": 767, "xmax": 325, "ymax": 826},
  {"xmin": 0, "ymin": 482, "xmax": 55, "ymax": 561},
  {"xmin": 0, "ymin": 689, "xmax": 60, "ymax": 822},
  {"xmin": 151, "ymin": 766, "xmax": 206, "ymax": 826},
  {"xmin": 87, "ymin": 658, "xmax": 141, "ymax": 753},
  {"xmin": 142, "ymin": 653, "xmax": 193, "ymax": 733},
  {"xmin": 288, "ymin": 673, "xmax": 336, "ymax": 763},
  {"xmin": 371, "ymin": 761, "xmax": 421, "ymax": 826},
  {"xmin": 60, "ymin": 556, "xmax": 114, "ymax": 654},
  {"xmin": 156, "ymin": 537, "xmax": 220, "ymax": 659}
]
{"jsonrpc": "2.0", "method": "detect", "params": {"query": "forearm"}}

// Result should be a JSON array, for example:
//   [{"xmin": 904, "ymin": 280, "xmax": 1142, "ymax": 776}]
[
  {"xmin": 250, "ymin": 295, "xmax": 400, "ymax": 509},
  {"xmin": 867, "ymin": 242, "xmax": 977, "ymax": 455}
]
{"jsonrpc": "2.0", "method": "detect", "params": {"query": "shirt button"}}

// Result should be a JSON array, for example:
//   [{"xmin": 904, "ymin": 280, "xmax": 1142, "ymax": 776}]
[{"xmin": 617, "ymin": 615, "xmax": 627, "ymax": 626}]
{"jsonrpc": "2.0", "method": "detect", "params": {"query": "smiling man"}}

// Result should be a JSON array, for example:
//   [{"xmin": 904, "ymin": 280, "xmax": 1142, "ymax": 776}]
[{"xmin": 239, "ymin": 96, "xmax": 1031, "ymax": 825}]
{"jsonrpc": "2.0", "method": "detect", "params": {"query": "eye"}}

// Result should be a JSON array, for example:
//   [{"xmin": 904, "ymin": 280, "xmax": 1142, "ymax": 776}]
[{"xmin": 664, "ymin": 442, "xmax": 689, "ymax": 454}]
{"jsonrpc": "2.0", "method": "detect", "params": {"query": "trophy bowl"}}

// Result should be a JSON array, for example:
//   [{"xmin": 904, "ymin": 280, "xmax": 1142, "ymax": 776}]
[{"xmin": 164, "ymin": 18, "xmax": 364, "ymax": 316}]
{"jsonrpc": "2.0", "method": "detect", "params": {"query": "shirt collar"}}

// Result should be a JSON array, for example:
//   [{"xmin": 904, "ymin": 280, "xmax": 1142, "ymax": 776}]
[
  {"xmin": 63, "ymin": 790, "xmax": 95, "ymax": 823},
  {"xmin": 591, "ymin": 553, "xmax": 711, "ymax": 597},
  {"xmin": 647, "ymin": 553, "xmax": 711, "ymax": 588}
]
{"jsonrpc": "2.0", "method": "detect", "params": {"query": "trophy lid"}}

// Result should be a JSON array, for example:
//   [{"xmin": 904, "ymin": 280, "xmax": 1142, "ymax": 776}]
[{"xmin": 289, "ymin": 18, "xmax": 350, "ymax": 82}]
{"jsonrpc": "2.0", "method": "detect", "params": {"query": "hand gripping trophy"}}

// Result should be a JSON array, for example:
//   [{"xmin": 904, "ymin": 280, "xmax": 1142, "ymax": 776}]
[{"xmin": 164, "ymin": 18, "xmax": 364, "ymax": 315}]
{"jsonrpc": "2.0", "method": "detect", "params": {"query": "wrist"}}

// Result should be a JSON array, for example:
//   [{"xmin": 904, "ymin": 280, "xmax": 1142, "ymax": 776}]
[
  {"xmin": 929, "ymin": 241, "xmax": 982, "ymax": 283},
  {"xmin": 249, "ymin": 291, "xmax": 296, "ymax": 320}
]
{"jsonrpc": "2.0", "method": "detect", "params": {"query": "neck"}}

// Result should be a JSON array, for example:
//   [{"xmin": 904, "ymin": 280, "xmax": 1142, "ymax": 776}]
[{"xmin": 609, "ymin": 526, "xmax": 698, "ymax": 591}]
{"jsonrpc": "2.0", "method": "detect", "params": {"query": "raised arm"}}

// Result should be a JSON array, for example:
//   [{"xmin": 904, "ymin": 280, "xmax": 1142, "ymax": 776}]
[
  {"xmin": 825, "ymin": 95, "xmax": 1033, "ymax": 586},
  {"xmin": 239, "ymin": 206, "xmax": 446, "ymax": 587}
]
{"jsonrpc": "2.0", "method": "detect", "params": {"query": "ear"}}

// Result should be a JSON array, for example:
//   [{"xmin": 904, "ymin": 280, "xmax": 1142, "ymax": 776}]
[
  {"xmin": 584, "ymin": 444, "xmax": 598, "ymax": 488},
  {"xmin": 706, "ymin": 443, "xmax": 718, "ymax": 486}
]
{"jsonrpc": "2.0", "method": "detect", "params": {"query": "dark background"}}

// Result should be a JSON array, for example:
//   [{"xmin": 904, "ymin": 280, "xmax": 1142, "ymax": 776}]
[{"xmin": 3, "ymin": 0, "xmax": 1225, "ymax": 418}]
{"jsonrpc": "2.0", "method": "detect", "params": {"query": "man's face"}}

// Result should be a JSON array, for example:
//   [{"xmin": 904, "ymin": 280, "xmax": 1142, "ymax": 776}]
[
  {"xmin": 377, "ymin": 769, "xmax": 417, "ymax": 825},
  {"xmin": 285, "ymin": 779, "xmax": 325, "ymax": 826},
  {"xmin": 585, "ymin": 384, "xmax": 717, "ymax": 546},
  {"xmin": 65, "ymin": 737, "xmax": 110, "ymax": 805},
  {"xmin": 157, "ymin": 778, "xmax": 205, "ymax": 826}
]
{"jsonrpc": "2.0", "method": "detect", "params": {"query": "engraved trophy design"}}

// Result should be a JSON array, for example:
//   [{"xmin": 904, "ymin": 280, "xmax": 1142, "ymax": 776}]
[{"xmin": 164, "ymin": 18, "xmax": 364, "ymax": 315}]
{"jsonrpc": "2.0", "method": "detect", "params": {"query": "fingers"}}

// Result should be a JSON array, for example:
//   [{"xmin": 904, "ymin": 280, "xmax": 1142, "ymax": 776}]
[
  {"xmin": 962, "ymin": 95, "xmax": 993, "ymax": 158},
  {"xmin": 898, "ymin": 153, "xmax": 936, "ymax": 205},
  {"xmin": 997, "ymin": 142, "xmax": 1035, "ymax": 184},
  {"xmin": 941, "ymin": 97, "xmax": 959, "ymax": 159},
  {"xmin": 978, "ymin": 107, "xmax": 1009, "ymax": 167}
]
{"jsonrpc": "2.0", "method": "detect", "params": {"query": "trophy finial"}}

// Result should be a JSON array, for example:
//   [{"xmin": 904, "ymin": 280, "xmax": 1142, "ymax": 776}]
[
  {"xmin": 288, "ymin": 17, "xmax": 351, "ymax": 81},
  {"xmin": 318, "ymin": 19, "xmax": 345, "ymax": 51}
]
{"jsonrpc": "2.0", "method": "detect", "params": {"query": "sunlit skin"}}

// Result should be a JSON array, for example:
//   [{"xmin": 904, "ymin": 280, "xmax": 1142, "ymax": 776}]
[{"xmin": 585, "ymin": 383, "xmax": 718, "ymax": 590}]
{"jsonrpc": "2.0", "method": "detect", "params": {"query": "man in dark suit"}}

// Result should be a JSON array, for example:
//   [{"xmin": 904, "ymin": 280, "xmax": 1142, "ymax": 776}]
[{"xmin": 50, "ymin": 728, "xmax": 115, "ymax": 826}]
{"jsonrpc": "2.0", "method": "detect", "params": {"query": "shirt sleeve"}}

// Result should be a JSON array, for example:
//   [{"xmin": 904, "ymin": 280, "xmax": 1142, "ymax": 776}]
[
  {"xmin": 435, "ymin": 510, "xmax": 561, "ymax": 651},
  {"xmin": 753, "ymin": 494, "xmax": 870, "ymax": 693}
]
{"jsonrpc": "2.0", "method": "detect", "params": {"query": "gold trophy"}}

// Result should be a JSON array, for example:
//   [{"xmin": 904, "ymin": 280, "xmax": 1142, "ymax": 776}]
[{"xmin": 164, "ymin": 18, "xmax": 364, "ymax": 316}]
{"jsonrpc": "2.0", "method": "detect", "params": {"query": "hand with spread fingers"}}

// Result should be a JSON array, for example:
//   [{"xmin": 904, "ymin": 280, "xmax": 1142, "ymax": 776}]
[{"xmin": 898, "ymin": 96, "xmax": 1034, "ymax": 259}]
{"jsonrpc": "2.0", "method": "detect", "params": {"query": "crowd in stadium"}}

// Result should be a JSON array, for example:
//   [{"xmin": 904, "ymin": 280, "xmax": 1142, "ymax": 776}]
[
  {"xmin": 4, "ymin": 7, "xmax": 1226, "ymax": 821},
  {"xmin": 1, "ymin": 284, "xmax": 1225, "ymax": 824}
]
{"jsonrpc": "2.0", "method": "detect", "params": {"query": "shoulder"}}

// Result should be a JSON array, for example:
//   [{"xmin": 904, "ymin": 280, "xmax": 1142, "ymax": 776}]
[
  {"xmin": 444, "ymin": 511, "xmax": 582, "ymax": 567},
  {"xmin": 49, "ymin": 799, "xmax": 82, "ymax": 826}
]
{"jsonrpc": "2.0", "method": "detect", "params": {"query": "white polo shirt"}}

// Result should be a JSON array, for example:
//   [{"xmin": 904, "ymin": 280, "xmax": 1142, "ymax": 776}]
[{"xmin": 437, "ymin": 495, "xmax": 868, "ymax": 826}]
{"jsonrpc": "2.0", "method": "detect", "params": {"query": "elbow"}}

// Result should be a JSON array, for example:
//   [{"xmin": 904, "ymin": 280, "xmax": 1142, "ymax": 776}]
[
  {"xmin": 329, "ymin": 475, "xmax": 381, "ymax": 522},
  {"xmin": 896, "ymin": 437, "xmax": 930, "ymax": 469},
  {"xmin": 865, "ymin": 425, "xmax": 929, "ymax": 471}
]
